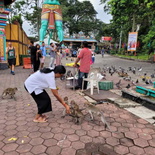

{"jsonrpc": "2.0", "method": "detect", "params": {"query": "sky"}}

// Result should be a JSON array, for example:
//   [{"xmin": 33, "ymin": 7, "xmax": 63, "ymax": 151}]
[{"xmin": 22, "ymin": 0, "xmax": 112, "ymax": 36}]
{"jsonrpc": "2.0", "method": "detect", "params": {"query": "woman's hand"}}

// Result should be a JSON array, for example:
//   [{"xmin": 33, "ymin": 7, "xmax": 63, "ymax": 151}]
[
  {"xmin": 51, "ymin": 89, "xmax": 71, "ymax": 114},
  {"xmin": 65, "ymin": 104, "xmax": 70, "ymax": 114}
]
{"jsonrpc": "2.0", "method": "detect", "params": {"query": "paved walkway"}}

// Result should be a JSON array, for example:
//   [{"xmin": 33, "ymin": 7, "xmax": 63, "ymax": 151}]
[{"xmin": 0, "ymin": 57, "xmax": 155, "ymax": 155}]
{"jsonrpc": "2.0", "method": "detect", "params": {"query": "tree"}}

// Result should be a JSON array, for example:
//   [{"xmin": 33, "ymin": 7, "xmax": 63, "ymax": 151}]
[
  {"xmin": 11, "ymin": 14, "xmax": 23, "ymax": 27},
  {"xmin": 60, "ymin": 0, "xmax": 99, "ymax": 36},
  {"xmin": 100, "ymin": 0, "xmax": 155, "ymax": 52},
  {"xmin": 9, "ymin": 0, "xmax": 41, "ymax": 38}
]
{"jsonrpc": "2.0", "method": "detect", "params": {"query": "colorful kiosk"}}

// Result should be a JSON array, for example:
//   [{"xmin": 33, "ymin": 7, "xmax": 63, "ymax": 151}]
[{"xmin": 0, "ymin": 0, "xmax": 15, "ymax": 69}]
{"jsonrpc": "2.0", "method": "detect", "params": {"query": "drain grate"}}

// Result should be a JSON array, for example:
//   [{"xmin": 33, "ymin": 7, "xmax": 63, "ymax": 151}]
[{"xmin": 76, "ymin": 142, "xmax": 118, "ymax": 155}]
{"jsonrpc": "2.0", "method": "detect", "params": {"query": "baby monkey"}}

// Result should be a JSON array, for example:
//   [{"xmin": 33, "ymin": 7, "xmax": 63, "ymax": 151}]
[
  {"xmin": 2, "ymin": 87, "xmax": 18, "ymax": 101},
  {"xmin": 69, "ymin": 100, "xmax": 84, "ymax": 125},
  {"xmin": 84, "ymin": 102, "xmax": 116, "ymax": 132},
  {"xmin": 61, "ymin": 96, "xmax": 71, "ymax": 118}
]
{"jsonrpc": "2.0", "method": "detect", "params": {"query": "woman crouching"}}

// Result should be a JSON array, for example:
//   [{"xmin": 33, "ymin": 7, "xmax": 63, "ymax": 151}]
[{"xmin": 24, "ymin": 65, "xmax": 70, "ymax": 122}]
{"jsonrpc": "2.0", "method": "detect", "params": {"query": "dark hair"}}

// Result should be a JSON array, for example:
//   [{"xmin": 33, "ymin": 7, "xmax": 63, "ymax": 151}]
[
  {"xmin": 82, "ymin": 41, "xmax": 88, "ymax": 47},
  {"xmin": 35, "ymin": 44, "xmax": 40, "ymax": 48},
  {"xmin": 30, "ymin": 41, "xmax": 34, "ymax": 44},
  {"xmin": 40, "ymin": 65, "xmax": 66, "ymax": 74}
]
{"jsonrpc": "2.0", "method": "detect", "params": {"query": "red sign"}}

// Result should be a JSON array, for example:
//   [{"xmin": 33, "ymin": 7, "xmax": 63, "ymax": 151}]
[{"xmin": 102, "ymin": 37, "xmax": 112, "ymax": 41}]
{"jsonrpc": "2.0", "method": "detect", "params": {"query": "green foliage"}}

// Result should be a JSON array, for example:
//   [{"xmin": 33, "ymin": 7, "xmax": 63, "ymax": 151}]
[
  {"xmin": 110, "ymin": 50, "xmax": 117, "ymax": 55},
  {"xmin": 60, "ymin": 0, "xmax": 100, "ymax": 36},
  {"xmin": 100, "ymin": 0, "xmax": 155, "ymax": 53},
  {"xmin": 11, "ymin": 14, "xmax": 23, "ymax": 27},
  {"xmin": 28, "ymin": 36, "xmax": 38, "ymax": 42},
  {"xmin": 9, "ymin": 0, "xmax": 42, "ymax": 38},
  {"xmin": 116, "ymin": 53, "xmax": 154, "ymax": 61}
]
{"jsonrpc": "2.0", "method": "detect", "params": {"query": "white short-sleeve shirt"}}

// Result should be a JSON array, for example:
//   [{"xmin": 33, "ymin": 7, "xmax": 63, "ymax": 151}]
[{"xmin": 24, "ymin": 70, "xmax": 57, "ymax": 95}]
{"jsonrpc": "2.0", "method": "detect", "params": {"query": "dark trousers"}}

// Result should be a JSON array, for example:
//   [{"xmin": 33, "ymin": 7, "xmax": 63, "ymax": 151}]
[
  {"xmin": 34, "ymin": 60, "xmax": 40, "ymax": 72},
  {"xmin": 78, "ymin": 71, "xmax": 88, "ymax": 89},
  {"xmin": 31, "ymin": 57, "xmax": 40, "ymax": 72}
]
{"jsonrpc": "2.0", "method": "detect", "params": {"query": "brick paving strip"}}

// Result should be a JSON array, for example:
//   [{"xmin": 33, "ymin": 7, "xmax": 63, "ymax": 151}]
[{"xmin": 0, "ymin": 58, "xmax": 155, "ymax": 155}]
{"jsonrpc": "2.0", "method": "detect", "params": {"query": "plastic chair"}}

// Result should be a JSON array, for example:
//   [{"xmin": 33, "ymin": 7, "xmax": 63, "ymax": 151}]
[
  {"xmin": 65, "ymin": 67, "xmax": 78, "ymax": 90},
  {"xmin": 82, "ymin": 71, "xmax": 101, "ymax": 95}
]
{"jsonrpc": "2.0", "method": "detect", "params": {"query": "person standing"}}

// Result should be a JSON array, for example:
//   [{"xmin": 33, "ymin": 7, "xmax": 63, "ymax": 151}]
[
  {"xmin": 65, "ymin": 47, "xmax": 70, "ymax": 60},
  {"xmin": 6, "ymin": 42, "xmax": 16, "ymax": 75},
  {"xmin": 40, "ymin": 42, "xmax": 46, "ymax": 69},
  {"xmin": 101, "ymin": 47, "xmax": 105, "ymax": 58},
  {"xmin": 91, "ymin": 50, "xmax": 95, "ymax": 64},
  {"xmin": 49, "ymin": 43, "xmax": 57, "ymax": 68},
  {"xmin": 74, "ymin": 41, "xmax": 92, "ymax": 89},
  {"xmin": 55, "ymin": 45, "xmax": 62, "ymax": 66},
  {"xmin": 77, "ymin": 46, "xmax": 82, "ymax": 55},
  {"xmin": 24, "ymin": 65, "xmax": 70, "ymax": 122},
  {"xmin": 29, "ymin": 41, "xmax": 37, "ymax": 73},
  {"xmin": 35, "ymin": 44, "xmax": 42, "ymax": 71}
]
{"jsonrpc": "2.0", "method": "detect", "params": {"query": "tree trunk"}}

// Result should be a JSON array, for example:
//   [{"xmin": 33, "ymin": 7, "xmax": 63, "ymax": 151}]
[{"xmin": 132, "ymin": 13, "xmax": 136, "ymax": 32}]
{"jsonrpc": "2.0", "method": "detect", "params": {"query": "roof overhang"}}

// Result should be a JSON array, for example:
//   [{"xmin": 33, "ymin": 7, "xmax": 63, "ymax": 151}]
[
  {"xmin": 4, "ymin": 0, "xmax": 15, "ymax": 6},
  {"xmin": 63, "ymin": 38, "xmax": 97, "ymax": 43}
]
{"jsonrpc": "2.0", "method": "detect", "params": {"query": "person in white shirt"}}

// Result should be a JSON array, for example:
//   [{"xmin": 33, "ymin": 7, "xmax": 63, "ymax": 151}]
[{"xmin": 24, "ymin": 65, "xmax": 70, "ymax": 123}]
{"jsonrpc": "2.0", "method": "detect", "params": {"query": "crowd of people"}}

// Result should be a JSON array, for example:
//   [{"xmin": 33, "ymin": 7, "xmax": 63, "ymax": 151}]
[
  {"xmin": 28, "ymin": 41, "xmax": 64, "ymax": 73},
  {"xmin": 27, "ymin": 41, "xmax": 96, "ymax": 73}
]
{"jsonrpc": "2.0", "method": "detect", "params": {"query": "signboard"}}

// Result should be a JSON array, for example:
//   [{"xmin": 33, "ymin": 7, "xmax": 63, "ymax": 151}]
[
  {"xmin": 0, "ymin": 28, "xmax": 6, "ymax": 61},
  {"xmin": 127, "ymin": 32, "xmax": 138, "ymax": 51},
  {"xmin": 101, "ymin": 36, "xmax": 112, "ymax": 41}
]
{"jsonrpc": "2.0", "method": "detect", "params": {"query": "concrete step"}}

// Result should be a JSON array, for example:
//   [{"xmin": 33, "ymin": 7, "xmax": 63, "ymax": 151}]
[
  {"xmin": 125, "ymin": 106, "xmax": 155, "ymax": 125},
  {"xmin": 108, "ymin": 97, "xmax": 141, "ymax": 108}
]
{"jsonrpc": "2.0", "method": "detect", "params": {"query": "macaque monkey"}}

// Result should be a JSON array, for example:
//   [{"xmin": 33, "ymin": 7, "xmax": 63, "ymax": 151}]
[
  {"xmin": 2, "ymin": 87, "xmax": 18, "ymax": 100},
  {"xmin": 61, "ymin": 96, "xmax": 71, "ymax": 118},
  {"xmin": 62, "ymin": 98, "xmax": 84, "ymax": 124},
  {"xmin": 84, "ymin": 102, "xmax": 115, "ymax": 132},
  {"xmin": 70, "ymin": 100, "xmax": 79, "ymax": 110},
  {"xmin": 69, "ymin": 100, "xmax": 84, "ymax": 124},
  {"xmin": 64, "ymin": 96, "xmax": 69, "ymax": 105},
  {"xmin": 66, "ymin": 70, "xmax": 73, "ymax": 78}
]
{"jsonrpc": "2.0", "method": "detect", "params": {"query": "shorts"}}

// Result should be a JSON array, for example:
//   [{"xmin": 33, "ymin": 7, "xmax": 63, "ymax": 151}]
[
  {"xmin": 8, "ymin": 58, "xmax": 16, "ymax": 66},
  {"xmin": 40, "ymin": 56, "xmax": 45, "ymax": 63}
]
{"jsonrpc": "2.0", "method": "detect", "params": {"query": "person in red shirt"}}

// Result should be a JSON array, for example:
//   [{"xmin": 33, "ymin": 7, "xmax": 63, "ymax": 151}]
[
  {"xmin": 74, "ymin": 41, "xmax": 92, "ymax": 89},
  {"xmin": 65, "ymin": 48, "xmax": 70, "ymax": 60}
]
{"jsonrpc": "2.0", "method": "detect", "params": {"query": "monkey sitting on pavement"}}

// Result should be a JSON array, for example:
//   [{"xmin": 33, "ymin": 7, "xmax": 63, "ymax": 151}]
[
  {"xmin": 61, "ymin": 96, "xmax": 71, "ymax": 118},
  {"xmin": 69, "ymin": 100, "xmax": 84, "ymax": 125},
  {"xmin": 61, "ymin": 98, "xmax": 84, "ymax": 124},
  {"xmin": 2, "ymin": 87, "xmax": 18, "ymax": 101},
  {"xmin": 84, "ymin": 102, "xmax": 117, "ymax": 133}
]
